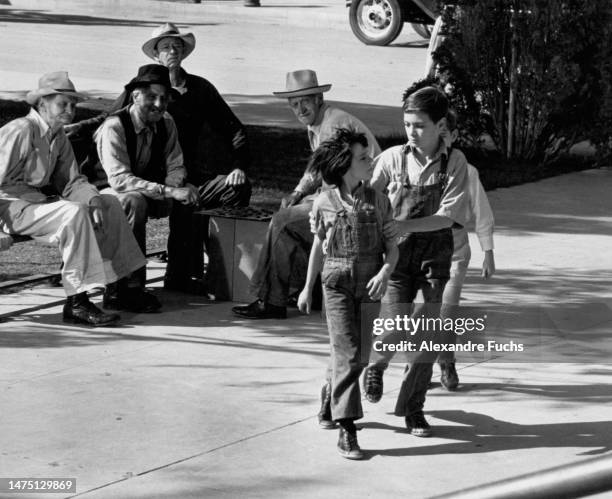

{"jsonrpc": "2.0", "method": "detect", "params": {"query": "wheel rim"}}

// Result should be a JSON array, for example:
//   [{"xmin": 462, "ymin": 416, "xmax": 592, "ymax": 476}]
[{"xmin": 356, "ymin": 0, "xmax": 397, "ymax": 41}]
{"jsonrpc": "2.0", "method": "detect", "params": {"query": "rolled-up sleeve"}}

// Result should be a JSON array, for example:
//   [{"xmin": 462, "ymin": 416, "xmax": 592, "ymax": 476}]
[
  {"xmin": 96, "ymin": 117, "xmax": 165, "ymax": 199},
  {"xmin": 469, "ymin": 165, "xmax": 495, "ymax": 251},
  {"xmin": 435, "ymin": 149, "xmax": 469, "ymax": 228}
]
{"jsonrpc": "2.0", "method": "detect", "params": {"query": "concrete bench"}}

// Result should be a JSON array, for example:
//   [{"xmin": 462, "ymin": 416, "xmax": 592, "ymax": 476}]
[{"xmin": 197, "ymin": 206, "xmax": 273, "ymax": 302}]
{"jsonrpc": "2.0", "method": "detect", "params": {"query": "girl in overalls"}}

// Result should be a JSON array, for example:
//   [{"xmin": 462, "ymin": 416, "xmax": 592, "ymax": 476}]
[
  {"xmin": 365, "ymin": 86, "xmax": 469, "ymax": 437},
  {"xmin": 298, "ymin": 129, "xmax": 398, "ymax": 460}
]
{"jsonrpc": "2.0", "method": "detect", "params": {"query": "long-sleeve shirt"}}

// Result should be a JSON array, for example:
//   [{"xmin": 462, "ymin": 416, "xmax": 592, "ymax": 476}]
[
  {"xmin": 371, "ymin": 141, "xmax": 469, "ymax": 228},
  {"xmin": 95, "ymin": 105, "xmax": 186, "ymax": 199},
  {"xmin": 0, "ymin": 109, "xmax": 99, "ymax": 206},
  {"xmin": 295, "ymin": 104, "xmax": 381, "ymax": 196},
  {"xmin": 82, "ymin": 68, "xmax": 249, "ymax": 183},
  {"xmin": 462, "ymin": 163, "xmax": 494, "ymax": 251}
]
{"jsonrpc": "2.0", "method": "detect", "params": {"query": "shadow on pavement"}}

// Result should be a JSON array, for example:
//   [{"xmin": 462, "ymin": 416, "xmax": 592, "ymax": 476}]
[
  {"xmin": 0, "ymin": 8, "xmax": 219, "ymax": 27},
  {"xmin": 363, "ymin": 409, "xmax": 612, "ymax": 457}
]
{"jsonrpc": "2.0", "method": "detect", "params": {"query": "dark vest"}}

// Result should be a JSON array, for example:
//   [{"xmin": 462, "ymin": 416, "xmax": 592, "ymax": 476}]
[{"xmin": 82, "ymin": 106, "xmax": 169, "ymax": 188}]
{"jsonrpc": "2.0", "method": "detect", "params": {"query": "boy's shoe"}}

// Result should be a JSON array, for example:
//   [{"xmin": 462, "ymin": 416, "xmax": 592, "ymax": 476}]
[
  {"xmin": 232, "ymin": 300, "xmax": 287, "ymax": 319},
  {"xmin": 317, "ymin": 383, "xmax": 336, "ymax": 429},
  {"xmin": 363, "ymin": 366, "xmax": 384, "ymax": 403},
  {"xmin": 405, "ymin": 411, "xmax": 432, "ymax": 437},
  {"xmin": 337, "ymin": 427, "xmax": 364, "ymax": 460},
  {"xmin": 440, "ymin": 361, "xmax": 459, "ymax": 391}
]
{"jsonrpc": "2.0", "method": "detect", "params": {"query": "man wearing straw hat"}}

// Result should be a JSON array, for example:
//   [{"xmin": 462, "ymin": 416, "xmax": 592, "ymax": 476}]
[
  {"xmin": 232, "ymin": 69, "xmax": 380, "ymax": 319},
  {"xmin": 0, "ymin": 72, "xmax": 152, "ymax": 326}
]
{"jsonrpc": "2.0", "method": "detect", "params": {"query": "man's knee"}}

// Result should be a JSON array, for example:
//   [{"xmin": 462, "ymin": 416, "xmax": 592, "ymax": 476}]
[
  {"xmin": 116, "ymin": 192, "xmax": 148, "ymax": 226},
  {"xmin": 228, "ymin": 178, "xmax": 252, "ymax": 207}
]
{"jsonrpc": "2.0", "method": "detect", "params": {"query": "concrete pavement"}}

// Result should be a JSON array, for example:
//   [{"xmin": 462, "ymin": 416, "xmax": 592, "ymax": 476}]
[{"xmin": 1, "ymin": 168, "xmax": 611, "ymax": 498}]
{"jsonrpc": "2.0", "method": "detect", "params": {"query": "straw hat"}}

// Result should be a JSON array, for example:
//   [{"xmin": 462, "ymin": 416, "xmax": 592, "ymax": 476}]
[
  {"xmin": 25, "ymin": 71, "xmax": 87, "ymax": 106},
  {"xmin": 273, "ymin": 69, "xmax": 332, "ymax": 98},
  {"xmin": 142, "ymin": 23, "xmax": 196, "ymax": 60}
]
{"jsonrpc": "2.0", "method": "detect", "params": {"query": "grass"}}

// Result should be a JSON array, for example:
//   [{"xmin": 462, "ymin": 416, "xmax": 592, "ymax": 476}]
[{"xmin": 0, "ymin": 98, "xmax": 597, "ymax": 282}]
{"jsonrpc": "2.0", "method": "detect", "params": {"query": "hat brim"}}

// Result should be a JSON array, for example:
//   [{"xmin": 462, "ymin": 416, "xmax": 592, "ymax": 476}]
[
  {"xmin": 25, "ymin": 89, "xmax": 88, "ymax": 106},
  {"xmin": 272, "ymin": 84, "xmax": 332, "ymax": 98},
  {"xmin": 142, "ymin": 33, "xmax": 196, "ymax": 61},
  {"xmin": 124, "ymin": 81, "xmax": 181, "ymax": 101}
]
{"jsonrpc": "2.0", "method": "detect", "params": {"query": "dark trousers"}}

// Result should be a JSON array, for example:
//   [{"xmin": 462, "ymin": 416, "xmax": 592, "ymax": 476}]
[
  {"xmin": 250, "ymin": 199, "xmax": 314, "ymax": 307},
  {"xmin": 166, "ymin": 175, "xmax": 251, "ymax": 281}
]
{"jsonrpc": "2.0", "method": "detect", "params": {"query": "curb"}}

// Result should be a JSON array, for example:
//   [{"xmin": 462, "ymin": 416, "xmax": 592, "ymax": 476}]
[{"xmin": 7, "ymin": 0, "xmax": 349, "ymax": 30}]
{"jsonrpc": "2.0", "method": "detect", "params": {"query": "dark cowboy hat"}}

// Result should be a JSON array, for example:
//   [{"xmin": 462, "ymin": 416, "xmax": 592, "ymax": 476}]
[{"xmin": 124, "ymin": 64, "xmax": 179, "ymax": 97}]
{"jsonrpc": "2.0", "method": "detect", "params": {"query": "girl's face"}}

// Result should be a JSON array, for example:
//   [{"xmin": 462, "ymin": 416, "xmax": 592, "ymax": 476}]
[{"xmin": 344, "ymin": 143, "xmax": 373, "ymax": 183}]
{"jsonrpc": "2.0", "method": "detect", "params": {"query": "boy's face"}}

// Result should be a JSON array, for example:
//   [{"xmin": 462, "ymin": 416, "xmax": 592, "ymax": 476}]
[{"xmin": 404, "ymin": 111, "xmax": 445, "ymax": 156}]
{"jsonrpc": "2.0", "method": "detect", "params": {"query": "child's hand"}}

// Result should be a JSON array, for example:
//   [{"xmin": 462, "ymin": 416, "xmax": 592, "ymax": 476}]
[
  {"xmin": 297, "ymin": 289, "xmax": 312, "ymax": 314},
  {"xmin": 482, "ymin": 250, "xmax": 496, "ymax": 279},
  {"xmin": 366, "ymin": 269, "xmax": 390, "ymax": 301}
]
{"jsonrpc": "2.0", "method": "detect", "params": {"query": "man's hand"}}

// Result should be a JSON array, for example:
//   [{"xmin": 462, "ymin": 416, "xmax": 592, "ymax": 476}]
[
  {"xmin": 63, "ymin": 123, "xmax": 82, "ymax": 138},
  {"xmin": 482, "ymin": 250, "xmax": 496, "ymax": 279},
  {"xmin": 167, "ymin": 185, "xmax": 199, "ymax": 206},
  {"xmin": 225, "ymin": 168, "xmax": 246, "ymax": 187},
  {"xmin": 281, "ymin": 191, "xmax": 303, "ymax": 209},
  {"xmin": 88, "ymin": 196, "xmax": 105, "ymax": 234}
]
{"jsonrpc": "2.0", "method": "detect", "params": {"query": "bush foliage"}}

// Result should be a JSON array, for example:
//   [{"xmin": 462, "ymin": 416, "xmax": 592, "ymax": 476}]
[{"xmin": 433, "ymin": 0, "xmax": 612, "ymax": 163}]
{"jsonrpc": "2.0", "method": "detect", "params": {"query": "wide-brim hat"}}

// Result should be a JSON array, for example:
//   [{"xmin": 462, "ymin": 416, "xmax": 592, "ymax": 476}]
[
  {"xmin": 273, "ymin": 69, "xmax": 331, "ymax": 98},
  {"xmin": 124, "ymin": 64, "xmax": 178, "ymax": 98},
  {"xmin": 142, "ymin": 22, "xmax": 196, "ymax": 61},
  {"xmin": 25, "ymin": 71, "xmax": 87, "ymax": 106}
]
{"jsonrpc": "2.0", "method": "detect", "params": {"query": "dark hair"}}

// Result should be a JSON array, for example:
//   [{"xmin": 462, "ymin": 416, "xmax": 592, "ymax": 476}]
[
  {"xmin": 306, "ymin": 128, "xmax": 368, "ymax": 187},
  {"xmin": 402, "ymin": 85, "xmax": 448, "ymax": 123}
]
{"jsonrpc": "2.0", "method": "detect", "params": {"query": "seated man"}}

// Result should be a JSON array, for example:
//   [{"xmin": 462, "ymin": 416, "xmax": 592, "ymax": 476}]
[
  {"xmin": 232, "ymin": 69, "xmax": 381, "ymax": 319},
  {"xmin": 75, "ymin": 23, "xmax": 252, "ymax": 293},
  {"xmin": 0, "ymin": 72, "xmax": 152, "ymax": 326},
  {"xmin": 94, "ymin": 64, "xmax": 199, "ymax": 292}
]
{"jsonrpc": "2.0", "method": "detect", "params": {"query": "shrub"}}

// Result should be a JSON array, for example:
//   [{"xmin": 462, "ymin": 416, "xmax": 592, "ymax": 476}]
[{"xmin": 433, "ymin": 0, "xmax": 612, "ymax": 163}]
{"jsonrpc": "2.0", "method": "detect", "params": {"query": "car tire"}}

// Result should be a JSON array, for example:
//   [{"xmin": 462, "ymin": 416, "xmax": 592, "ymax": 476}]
[
  {"xmin": 349, "ymin": 0, "xmax": 404, "ymax": 46},
  {"xmin": 411, "ymin": 22, "xmax": 432, "ymax": 40}
]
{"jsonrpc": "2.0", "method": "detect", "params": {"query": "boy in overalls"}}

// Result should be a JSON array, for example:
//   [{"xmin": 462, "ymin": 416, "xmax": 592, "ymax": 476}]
[
  {"xmin": 365, "ymin": 86, "xmax": 469, "ymax": 436},
  {"xmin": 298, "ymin": 129, "xmax": 399, "ymax": 460}
]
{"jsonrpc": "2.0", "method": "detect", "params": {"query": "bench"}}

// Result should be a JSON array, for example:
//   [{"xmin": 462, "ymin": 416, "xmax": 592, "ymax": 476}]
[
  {"xmin": 0, "ymin": 230, "xmax": 31, "ymax": 251},
  {"xmin": 197, "ymin": 206, "xmax": 273, "ymax": 302}
]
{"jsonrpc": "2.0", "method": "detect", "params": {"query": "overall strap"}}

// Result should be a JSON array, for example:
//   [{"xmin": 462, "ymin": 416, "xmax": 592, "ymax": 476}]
[
  {"xmin": 400, "ymin": 144, "xmax": 410, "ymax": 187},
  {"xmin": 327, "ymin": 188, "xmax": 346, "ymax": 215}
]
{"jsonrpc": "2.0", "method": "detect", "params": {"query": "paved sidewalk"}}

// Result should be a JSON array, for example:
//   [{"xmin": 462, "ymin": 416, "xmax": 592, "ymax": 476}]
[{"xmin": 1, "ymin": 168, "xmax": 611, "ymax": 498}]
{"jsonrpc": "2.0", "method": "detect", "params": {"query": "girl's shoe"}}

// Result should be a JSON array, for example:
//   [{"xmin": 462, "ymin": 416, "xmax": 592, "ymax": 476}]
[{"xmin": 337, "ymin": 427, "xmax": 364, "ymax": 460}]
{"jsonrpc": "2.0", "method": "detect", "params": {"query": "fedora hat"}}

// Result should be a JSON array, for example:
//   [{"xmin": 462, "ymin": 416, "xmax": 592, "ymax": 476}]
[
  {"xmin": 25, "ymin": 71, "xmax": 87, "ymax": 106},
  {"xmin": 124, "ymin": 64, "xmax": 177, "ymax": 96},
  {"xmin": 273, "ymin": 69, "xmax": 332, "ymax": 98},
  {"xmin": 142, "ymin": 22, "xmax": 196, "ymax": 61}
]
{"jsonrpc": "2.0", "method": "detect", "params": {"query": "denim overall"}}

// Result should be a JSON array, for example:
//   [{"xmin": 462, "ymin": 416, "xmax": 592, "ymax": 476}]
[
  {"xmin": 373, "ymin": 147, "xmax": 455, "ymax": 417},
  {"xmin": 322, "ymin": 187, "xmax": 384, "ymax": 421}
]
